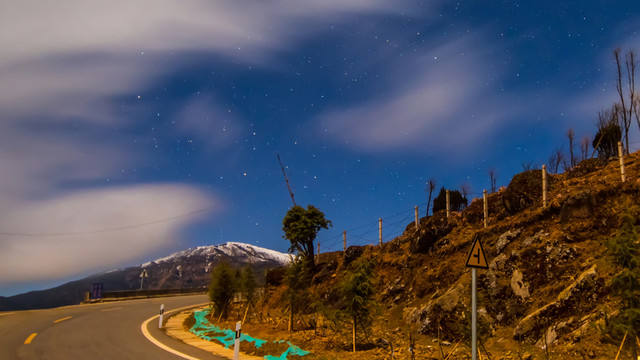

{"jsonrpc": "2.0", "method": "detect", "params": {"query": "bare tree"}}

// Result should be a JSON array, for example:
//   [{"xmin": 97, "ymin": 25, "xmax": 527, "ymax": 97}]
[
  {"xmin": 635, "ymin": 94, "xmax": 640, "ymax": 134},
  {"xmin": 426, "ymin": 178, "xmax": 436, "ymax": 217},
  {"xmin": 593, "ymin": 106, "xmax": 622, "ymax": 159},
  {"xmin": 614, "ymin": 48, "xmax": 637, "ymax": 154},
  {"xmin": 521, "ymin": 161, "xmax": 535, "ymax": 171},
  {"xmin": 548, "ymin": 148, "xmax": 565, "ymax": 174},
  {"xmin": 488, "ymin": 168, "xmax": 497, "ymax": 193},
  {"xmin": 580, "ymin": 136, "xmax": 590, "ymax": 161},
  {"xmin": 567, "ymin": 128, "xmax": 575, "ymax": 168},
  {"xmin": 460, "ymin": 182, "xmax": 471, "ymax": 203}
]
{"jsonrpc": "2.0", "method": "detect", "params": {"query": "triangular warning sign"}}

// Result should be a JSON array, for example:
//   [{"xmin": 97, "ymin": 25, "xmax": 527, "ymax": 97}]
[{"xmin": 465, "ymin": 238, "xmax": 489, "ymax": 269}]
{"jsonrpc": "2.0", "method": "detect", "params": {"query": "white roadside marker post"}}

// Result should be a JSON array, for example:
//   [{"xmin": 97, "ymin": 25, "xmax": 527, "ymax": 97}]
[
  {"xmin": 158, "ymin": 304, "xmax": 165, "ymax": 329},
  {"xmin": 234, "ymin": 321, "xmax": 242, "ymax": 360}
]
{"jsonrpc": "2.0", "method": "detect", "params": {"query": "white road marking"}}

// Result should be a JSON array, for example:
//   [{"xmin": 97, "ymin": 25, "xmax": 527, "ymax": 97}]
[{"xmin": 140, "ymin": 303, "xmax": 209, "ymax": 360}]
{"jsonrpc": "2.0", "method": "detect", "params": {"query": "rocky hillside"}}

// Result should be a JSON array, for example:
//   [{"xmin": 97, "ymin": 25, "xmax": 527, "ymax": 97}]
[{"xmin": 263, "ymin": 153, "xmax": 640, "ymax": 359}]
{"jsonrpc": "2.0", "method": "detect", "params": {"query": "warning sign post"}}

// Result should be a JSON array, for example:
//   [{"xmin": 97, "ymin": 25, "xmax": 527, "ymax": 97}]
[{"xmin": 466, "ymin": 237, "xmax": 489, "ymax": 360}]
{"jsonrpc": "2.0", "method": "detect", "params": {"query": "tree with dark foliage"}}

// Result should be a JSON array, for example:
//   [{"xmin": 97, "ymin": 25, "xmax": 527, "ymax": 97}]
[
  {"xmin": 208, "ymin": 261, "xmax": 236, "ymax": 320},
  {"xmin": 282, "ymin": 205, "xmax": 332, "ymax": 266},
  {"xmin": 607, "ymin": 207, "xmax": 640, "ymax": 357},
  {"xmin": 339, "ymin": 256, "xmax": 376, "ymax": 353},
  {"xmin": 433, "ymin": 187, "xmax": 467, "ymax": 213}
]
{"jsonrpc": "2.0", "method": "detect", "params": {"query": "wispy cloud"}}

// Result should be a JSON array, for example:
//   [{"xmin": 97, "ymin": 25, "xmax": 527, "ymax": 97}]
[
  {"xmin": 0, "ymin": 0, "xmax": 418, "ymax": 291},
  {"xmin": 0, "ymin": 0, "xmax": 415, "ymax": 119},
  {"xmin": 0, "ymin": 184, "xmax": 215, "ymax": 285},
  {"xmin": 315, "ymin": 35, "xmax": 534, "ymax": 154}
]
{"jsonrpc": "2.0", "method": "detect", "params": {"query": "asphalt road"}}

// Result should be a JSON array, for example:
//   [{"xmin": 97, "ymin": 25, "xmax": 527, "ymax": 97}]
[{"xmin": 0, "ymin": 294, "xmax": 224, "ymax": 360}]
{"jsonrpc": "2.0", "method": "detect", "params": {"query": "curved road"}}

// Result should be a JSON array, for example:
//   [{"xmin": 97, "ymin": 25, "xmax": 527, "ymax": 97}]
[{"xmin": 0, "ymin": 294, "xmax": 223, "ymax": 360}]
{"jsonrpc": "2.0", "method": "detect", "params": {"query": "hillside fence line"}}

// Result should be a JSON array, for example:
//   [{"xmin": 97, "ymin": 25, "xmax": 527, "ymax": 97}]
[{"xmin": 315, "ymin": 141, "xmax": 630, "ymax": 262}]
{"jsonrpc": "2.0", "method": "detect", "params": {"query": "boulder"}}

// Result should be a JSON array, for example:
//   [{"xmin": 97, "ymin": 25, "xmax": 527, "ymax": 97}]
[
  {"xmin": 501, "ymin": 170, "xmax": 551, "ymax": 215},
  {"xmin": 566, "ymin": 158, "xmax": 606, "ymax": 179},
  {"xmin": 496, "ymin": 228, "xmax": 522, "ymax": 253},
  {"xmin": 559, "ymin": 191, "xmax": 595, "ymax": 222},
  {"xmin": 344, "ymin": 245, "xmax": 365, "ymax": 265},
  {"xmin": 381, "ymin": 277, "xmax": 406, "ymax": 304},
  {"xmin": 410, "ymin": 211, "xmax": 454, "ymax": 254},
  {"xmin": 403, "ymin": 282, "xmax": 469, "ymax": 338},
  {"xmin": 510, "ymin": 269, "xmax": 530, "ymax": 300},
  {"xmin": 410, "ymin": 227, "xmax": 437, "ymax": 254}
]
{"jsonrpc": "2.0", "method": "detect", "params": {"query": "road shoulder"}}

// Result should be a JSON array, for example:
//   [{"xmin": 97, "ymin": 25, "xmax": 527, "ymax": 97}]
[{"xmin": 164, "ymin": 308, "xmax": 263, "ymax": 360}]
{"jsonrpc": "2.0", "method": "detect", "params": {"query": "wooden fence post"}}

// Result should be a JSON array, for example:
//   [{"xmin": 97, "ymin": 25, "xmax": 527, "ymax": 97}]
[
  {"xmin": 542, "ymin": 165, "xmax": 548, "ymax": 208},
  {"xmin": 483, "ymin": 190, "xmax": 488, "ymax": 228},
  {"xmin": 446, "ymin": 190, "xmax": 451, "ymax": 218},
  {"xmin": 343, "ymin": 231, "xmax": 347, "ymax": 253},
  {"xmin": 618, "ymin": 141, "xmax": 626, "ymax": 183},
  {"xmin": 415, "ymin": 206, "xmax": 419, "ymax": 230},
  {"xmin": 379, "ymin": 218, "xmax": 382, "ymax": 246}
]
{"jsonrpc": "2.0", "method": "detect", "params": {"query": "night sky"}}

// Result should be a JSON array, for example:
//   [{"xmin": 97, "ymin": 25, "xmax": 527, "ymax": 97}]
[{"xmin": 1, "ymin": 1, "xmax": 639, "ymax": 296}]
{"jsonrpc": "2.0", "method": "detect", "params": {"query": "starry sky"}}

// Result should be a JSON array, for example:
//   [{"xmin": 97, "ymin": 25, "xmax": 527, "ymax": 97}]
[{"xmin": 1, "ymin": 1, "xmax": 639, "ymax": 296}]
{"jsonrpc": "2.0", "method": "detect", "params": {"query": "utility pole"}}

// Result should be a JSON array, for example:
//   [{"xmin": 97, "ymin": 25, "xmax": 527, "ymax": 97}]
[{"xmin": 277, "ymin": 153, "xmax": 297, "ymax": 207}]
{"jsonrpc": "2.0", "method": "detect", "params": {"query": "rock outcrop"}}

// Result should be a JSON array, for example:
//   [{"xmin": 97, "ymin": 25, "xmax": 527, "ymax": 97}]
[
  {"xmin": 513, "ymin": 265, "xmax": 603, "ymax": 340},
  {"xmin": 559, "ymin": 191, "xmax": 596, "ymax": 222}
]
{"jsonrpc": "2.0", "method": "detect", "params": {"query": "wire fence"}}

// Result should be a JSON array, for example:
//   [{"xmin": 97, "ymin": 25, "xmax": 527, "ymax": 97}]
[
  {"xmin": 317, "ymin": 202, "xmax": 429, "ymax": 254},
  {"xmin": 317, "ymin": 140, "xmax": 638, "ymax": 256}
]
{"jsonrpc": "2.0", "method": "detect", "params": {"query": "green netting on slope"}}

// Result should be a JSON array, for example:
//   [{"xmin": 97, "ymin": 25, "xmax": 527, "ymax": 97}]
[
  {"xmin": 263, "ymin": 342, "xmax": 310, "ymax": 360},
  {"xmin": 189, "ymin": 309, "xmax": 310, "ymax": 359}
]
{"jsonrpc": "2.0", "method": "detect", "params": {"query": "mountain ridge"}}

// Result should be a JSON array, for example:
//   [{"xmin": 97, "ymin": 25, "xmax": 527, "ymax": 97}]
[{"xmin": 0, "ymin": 242, "xmax": 290, "ymax": 311}]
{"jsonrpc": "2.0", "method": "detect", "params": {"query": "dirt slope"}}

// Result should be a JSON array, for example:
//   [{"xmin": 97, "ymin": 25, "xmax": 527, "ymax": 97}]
[{"xmin": 232, "ymin": 153, "xmax": 640, "ymax": 359}]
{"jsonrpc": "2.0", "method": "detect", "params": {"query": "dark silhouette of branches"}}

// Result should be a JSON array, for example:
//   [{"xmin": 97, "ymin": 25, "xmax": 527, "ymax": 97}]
[{"xmin": 488, "ymin": 168, "xmax": 497, "ymax": 193}]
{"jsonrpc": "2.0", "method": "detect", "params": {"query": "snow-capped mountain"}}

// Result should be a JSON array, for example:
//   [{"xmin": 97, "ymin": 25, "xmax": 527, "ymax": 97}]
[
  {"xmin": 143, "ymin": 242, "xmax": 291, "ymax": 268},
  {"xmin": 0, "ymin": 242, "xmax": 291, "ymax": 311},
  {"xmin": 133, "ymin": 242, "xmax": 291, "ymax": 290}
]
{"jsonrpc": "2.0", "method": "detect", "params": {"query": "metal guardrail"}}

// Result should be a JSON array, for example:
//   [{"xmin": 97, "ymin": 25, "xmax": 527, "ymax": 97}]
[{"xmin": 95, "ymin": 287, "xmax": 208, "ymax": 302}]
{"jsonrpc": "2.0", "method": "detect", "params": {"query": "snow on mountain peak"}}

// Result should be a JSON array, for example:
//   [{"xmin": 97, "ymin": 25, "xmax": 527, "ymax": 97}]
[{"xmin": 141, "ymin": 242, "xmax": 291, "ymax": 268}]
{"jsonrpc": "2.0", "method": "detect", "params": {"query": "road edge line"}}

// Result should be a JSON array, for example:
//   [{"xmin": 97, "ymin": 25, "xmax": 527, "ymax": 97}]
[{"xmin": 140, "ymin": 303, "xmax": 210, "ymax": 360}]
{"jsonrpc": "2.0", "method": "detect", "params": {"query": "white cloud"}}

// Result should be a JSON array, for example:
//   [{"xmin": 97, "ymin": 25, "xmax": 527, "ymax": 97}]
[
  {"xmin": 0, "ymin": 0, "xmax": 415, "ymax": 120},
  {"xmin": 0, "ymin": 184, "xmax": 216, "ymax": 285},
  {"xmin": 316, "ymin": 36, "xmax": 527, "ymax": 154}
]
